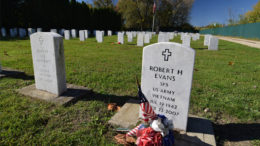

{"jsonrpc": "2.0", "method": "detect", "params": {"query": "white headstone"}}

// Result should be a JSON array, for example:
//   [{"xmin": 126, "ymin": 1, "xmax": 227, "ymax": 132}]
[
  {"xmin": 1, "ymin": 27, "xmax": 6, "ymax": 37},
  {"xmin": 108, "ymin": 30, "xmax": 112, "ymax": 36},
  {"xmin": 208, "ymin": 37, "xmax": 219, "ymax": 50},
  {"xmin": 204, "ymin": 35, "xmax": 212, "ymax": 46},
  {"xmin": 158, "ymin": 33, "xmax": 168, "ymax": 42},
  {"xmin": 13, "ymin": 28, "xmax": 18, "ymax": 36},
  {"xmin": 50, "ymin": 29, "xmax": 57, "ymax": 33},
  {"xmin": 96, "ymin": 31, "xmax": 103, "ymax": 43},
  {"xmin": 30, "ymin": 32, "xmax": 67, "ymax": 95},
  {"xmin": 10, "ymin": 28, "xmax": 16, "ymax": 37},
  {"xmin": 127, "ymin": 33, "xmax": 133, "ymax": 42},
  {"xmin": 137, "ymin": 33, "xmax": 144, "ymax": 46},
  {"xmin": 28, "ymin": 28, "xmax": 36, "ymax": 36},
  {"xmin": 84, "ymin": 30, "xmax": 88, "ymax": 39},
  {"xmin": 64, "ymin": 30, "xmax": 70, "ymax": 40},
  {"xmin": 71, "ymin": 29, "xmax": 77, "ymax": 38},
  {"xmin": 19, "ymin": 28, "xmax": 26, "ymax": 38},
  {"xmin": 59, "ymin": 29, "xmax": 65, "ymax": 36},
  {"xmin": 141, "ymin": 42, "xmax": 195, "ymax": 131},
  {"xmin": 144, "ymin": 34, "xmax": 150, "ymax": 44},
  {"xmin": 37, "ymin": 28, "xmax": 42, "ymax": 32},
  {"xmin": 182, "ymin": 35, "xmax": 191, "ymax": 47},
  {"xmin": 118, "ymin": 32, "xmax": 124, "ymax": 44},
  {"xmin": 79, "ymin": 30, "xmax": 85, "ymax": 41}
]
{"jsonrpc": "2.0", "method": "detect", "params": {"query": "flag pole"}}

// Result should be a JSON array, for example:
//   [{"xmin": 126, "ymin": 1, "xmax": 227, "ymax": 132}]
[
  {"xmin": 152, "ymin": 0, "xmax": 156, "ymax": 32},
  {"xmin": 152, "ymin": 14, "xmax": 155, "ymax": 32}
]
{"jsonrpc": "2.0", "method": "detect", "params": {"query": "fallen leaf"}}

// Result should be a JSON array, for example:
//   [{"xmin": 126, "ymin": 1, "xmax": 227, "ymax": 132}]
[
  {"xmin": 116, "ymin": 106, "xmax": 121, "ymax": 112},
  {"xmin": 4, "ymin": 51, "xmax": 9, "ymax": 56},
  {"xmin": 204, "ymin": 108, "xmax": 209, "ymax": 113},
  {"xmin": 194, "ymin": 68, "xmax": 199, "ymax": 71},
  {"xmin": 114, "ymin": 134, "xmax": 127, "ymax": 145},
  {"xmin": 108, "ymin": 103, "xmax": 117, "ymax": 111},
  {"xmin": 126, "ymin": 135, "xmax": 136, "ymax": 143},
  {"xmin": 228, "ymin": 61, "xmax": 234, "ymax": 66}
]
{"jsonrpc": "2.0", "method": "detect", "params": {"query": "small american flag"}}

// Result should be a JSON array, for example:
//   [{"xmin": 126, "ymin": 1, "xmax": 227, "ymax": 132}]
[
  {"xmin": 136, "ymin": 77, "xmax": 157, "ymax": 123},
  {"xmin": 153, "ymin": 0, "xmax": 156, "ymax": 14},
  {"xmin": 126, "ymin": 124, "xmax": 143, "ymax": 137}
]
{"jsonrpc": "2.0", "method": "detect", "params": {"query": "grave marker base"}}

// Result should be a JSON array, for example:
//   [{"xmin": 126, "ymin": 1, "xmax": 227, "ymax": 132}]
[
  {"xmin": 109, "ymin": 100, "xmax": 216, "ymax": 146},
  {"xmin": 18, "ymin": 84, "xmax": 92, "ymax": 106}
]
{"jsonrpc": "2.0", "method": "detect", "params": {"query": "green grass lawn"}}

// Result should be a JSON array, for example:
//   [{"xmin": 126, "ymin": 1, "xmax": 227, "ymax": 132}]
[{"xmin": 0, "ymin": 35, "xmax": 259, "ymax": 145}]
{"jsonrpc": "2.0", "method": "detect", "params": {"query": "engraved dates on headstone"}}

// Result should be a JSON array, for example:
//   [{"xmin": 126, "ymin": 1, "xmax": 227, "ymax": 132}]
[
  {"xmin": 141, "ymin": 42, "xmax": 195, "ymax": 131},
  {"xmin": 30, "ymin": 32, "xmax": 67, "ymax": 96}
]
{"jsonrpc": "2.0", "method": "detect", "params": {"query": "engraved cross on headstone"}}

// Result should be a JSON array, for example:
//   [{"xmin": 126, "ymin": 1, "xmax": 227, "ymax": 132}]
[{"xmin": 162, "ymin": 49, "xmax": 172, "ymax": 61}]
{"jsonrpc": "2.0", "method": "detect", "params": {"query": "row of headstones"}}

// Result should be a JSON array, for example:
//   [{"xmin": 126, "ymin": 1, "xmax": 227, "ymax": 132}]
[
  {"xmin": 117, "ymin": 31, "xmax": 155, "ymax": 46},
  {"xmin": 29, "ymin": 32, "xmax": 196, "ymax": 131},
  {"xmin": 0, "ymin": 27, "xmax": 41, "ymax": 38},
  {"xmin": 204, "ymin": 34, "xmax": 219, "ymax": 50},
  {"xmin": 0, "ymin": 27, "xmax": 113, "ymax": 39},
  {"xmin": 179, "ymin": 32, "xmax": 219, "ymax": 50},
  {"xmin": 117, "ymin": 31, "xmax": 186, "ymax": 47}
]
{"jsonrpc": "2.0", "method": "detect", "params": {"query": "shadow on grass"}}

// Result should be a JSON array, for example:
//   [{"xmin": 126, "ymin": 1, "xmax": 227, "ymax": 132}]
[
  {"xmin": 193, "ymin": 48, "xmax": 208, "ymax": 50},
  {"xmin": 78, "ymin": 91, "xmax": 138, "ymax": 107},
  {"xmin": 213, "ymin": 123, "xmax": 260, "ymax": 146},
  {"xmin": 0, "ymin": 68, "xmax": 34, "ymax": 80}
]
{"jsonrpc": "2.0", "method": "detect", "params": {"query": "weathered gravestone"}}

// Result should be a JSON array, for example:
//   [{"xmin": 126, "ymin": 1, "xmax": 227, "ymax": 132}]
[
  {"xmin": 18, "ymin": 32, "xmax": 91, "ymax": 105},
  {"xmin": 158, "ymin": 33, "xmax": 169, "ymax": 42},
  {"xmin": 59, "ymin": 29, "xmax": 65, "ymax": 36},
  {"xmin": 137, "ymin": 33, "xmax": 144, "ymax": 46},
  {"xmin": 19, "ymin": 28, "xmax": 27, "ymax": 38},
  {"xmin": 79, "ymin": 30, "xmax": 85, "ymax": 41},
  {"xmin": 1, "ymin": 27, "xmax": 7, "ymax": 37},
  {"xmin": 182, "ymin": 35, "xmax": 191, "ymax": 47},
  {"xmin": 71, "ymin": 29, "xmax": 77, "ymax": 38},
  {"xmin": 208, "ymin": 37, "xmax": 219, "ymax": 50},
  {"xmin": 84, "ymin": 30, "xmax": 88, "ymax": 39},
  {"xmin": 127, "ymin": 33, "xmax": 133, "ymax": 42},
  {"xmin": 28, "ymin": 28, "xmax": 36, "ymax": 36},
  {"xmin": 96, "ymin": 31, "xmax": 103, "ymax": 43},
  {"xmin": 118, "ymin": 32, "xmax": 124, "ymax": 44},
  {"xmin": 144, "ymin": 33, "xmax": 150, "ymax": 44},
  {"xmin": 37, "ymin": 28, "xmax": 42, "ymax": 32},
  {"xmin": 50, "ymin": 29, "xmax": 57, "ymax": 33},
  {"xmin": 204, "ymin": 35, "xmax": 212, "ymax": 46},
  {"xmin": 64, "ymin": 30, "xmax": 70, "ymax": 40},
  {"xmin": 141, "ymin": 42, "xmax": 195, "ymax": 131},
  {"xmin": 11, "ymin": 28, "xmax": 18, "ymax": 37},
  {"xmin": 108, "ymin": 30, "xmax": 112, "ymax": 36},
  {"xmin": 30, "ymin": 32, "xmax": 67, "ymax": 95}
]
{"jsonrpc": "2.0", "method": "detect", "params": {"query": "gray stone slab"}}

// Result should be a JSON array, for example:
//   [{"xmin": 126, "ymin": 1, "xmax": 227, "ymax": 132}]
[
  {"xmin": 108, "ymin": 99, "xmax": 140, "ymax": 129},
  {"xmin": 18, "ymin": 84, "xmax": 92, "ymax": 106},
  {"xmin": 109, "ymin": 101, "xmax": 216, "ymax": 146}
]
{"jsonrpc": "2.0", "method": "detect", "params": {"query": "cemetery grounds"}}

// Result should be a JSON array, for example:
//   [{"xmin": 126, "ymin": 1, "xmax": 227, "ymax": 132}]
[{"xmin": 0, "ymin": 35, "xmax": 259, "ymax": 145}]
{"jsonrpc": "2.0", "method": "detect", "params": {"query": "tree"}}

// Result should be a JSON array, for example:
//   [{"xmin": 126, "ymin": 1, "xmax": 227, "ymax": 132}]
[
  {"xmin": 116, "ymin": 0, "xmax": 194, "ymax": 30},
  {"xmin": 245, "ymin": 1, "xmax": 260, "ymax": 23},
  {"xmin": 237, "ymin": 1, "xmax": 260, "ymax": 24},
  {"xmin": 0, "ymin": 0, "xmax": 122, "ymax": 31},
  {"xmin": 93, "ymin": 0, "xmax": 114, "ymax": 8}
]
